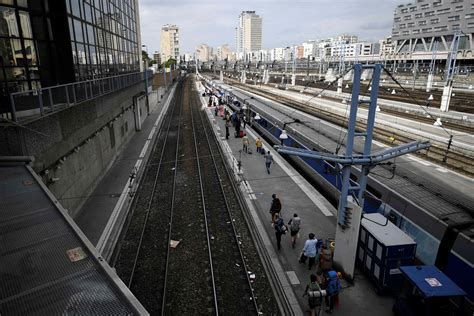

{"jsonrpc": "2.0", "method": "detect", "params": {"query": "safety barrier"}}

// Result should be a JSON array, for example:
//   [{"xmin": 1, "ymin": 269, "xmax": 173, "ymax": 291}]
[{"xmin": 6, "ymin": 71, "xmax": 152, "ymax": 122}]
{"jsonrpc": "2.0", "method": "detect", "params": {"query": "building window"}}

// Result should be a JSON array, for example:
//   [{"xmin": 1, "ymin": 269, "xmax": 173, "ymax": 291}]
[
  {"xmin": 448, "ymin": 15, "xmax": 460, "ymax": 21},
  {"xmin": 404, "ymin": 15, "xmax": 412, "ymax": 20},
  {"xmin": 419, "ymin": 20, "xmax": 427, "ymax": 25},
  {"xmin": 410, "ymin": 6, "xmax": 417, "ymax": 11},
  {"xmin": 455, "ymin": 5, "xmax": 463, "ymax": 11},
  {"xmin": 408, "ymin": 22, "xmax": 415, "ymax": 27},
  {"xmin": 452, "ymin": 24, "xmax": 460, "ymax": 30},
  {"xmin": 431, "ymin": 18, "xmax": 440, "ymax": 23},
  {"xmin": 415, "ymin": 13, "xmax": 423, "ymax": 18},
  {"xmin": 466, "ymin": 13, "xmax": 474, "ymax": 19},
  {"xmin": 434, "ymin": 26, "xmax": 448, "ymax": 31},
  {"xmin": 422, "ymin": 27, "xmax": 433, "ymax": 32},
  {"xmin": 421, "ymin": 4, "xmax": 429, "ymax": 9},
  {"xmin": 425, "ymin": 11, "xmax": 434, "ymax": 16},
  {"xmin": 402, "ymin": 31, "xmax": 409, "ymax": 35},
  {"xmin": 433, "ymin": 0, "xmax": 443, "ymax": 7},
  {"xmin": 394, "ymin": 17, "xmax": 401, "ymax": 22},
  {"xmin": 413, "ymin": 29, "xmax": 420, "ymax": 34},
  {"xmin": 401, "ymin": 8, "xmax": 408, "ymax": 13},
  {"xmin": 468, "ymin": 22, "xmax": 474, "ymax": 28},
  {"xmin": 400, "ymin": 23, "xmax": 406, "ymax": 28},
  {"xmin": 436, "ymin": 8, "xmax": 451, "ymax": 14}
]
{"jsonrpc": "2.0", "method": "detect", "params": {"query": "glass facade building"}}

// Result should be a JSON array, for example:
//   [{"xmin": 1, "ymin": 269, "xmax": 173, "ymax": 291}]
[{"xmin": 0, "ymin": 0, "xmax": 140, "ymax": 113}]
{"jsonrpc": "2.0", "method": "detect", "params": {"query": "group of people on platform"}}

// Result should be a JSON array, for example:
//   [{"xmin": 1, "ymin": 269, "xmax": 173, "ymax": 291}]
[
  {"xmin": 210, "ymin": 95, "xmax": 341, "ymax": 315},
  {"xmin": 216, "ymin": 102, "xmax": 275, "ymax": 174},
  {"xmin": 270, "ymin": 194, "xmax": 341, "ymax": 315}
]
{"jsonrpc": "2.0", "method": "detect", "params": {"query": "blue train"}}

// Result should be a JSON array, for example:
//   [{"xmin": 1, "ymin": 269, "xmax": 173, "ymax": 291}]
[{"xmin": 205, "ymin": 80, "xmax": 474, "ymax": 307}]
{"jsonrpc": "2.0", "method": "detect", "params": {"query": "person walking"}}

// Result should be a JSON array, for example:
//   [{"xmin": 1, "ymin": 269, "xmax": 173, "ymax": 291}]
[
  {"xmin": 288, "ymin": 213, "xmax": 301, "ymax": 248},
  {"xmin": 242, "ymin": 134, "xmax": 249, "ymax": 153},
  {"xmin": 235, "ymin": 113, "xmax": 241, "ymax": 137},
  {"xmin": 324, "ymin": 270, "xmax": 341, "ymax": 314},
  {"xmin": 303, "ymin": 274, "xmax": 323, "ymax": 316},
  {"xmin": 269, "ymin": 194, "xmax": 282, "ymax": 224},
  {"xmin": 255, "ymin": 137, "xmax": 263, "ymax": 154},
  {"xmin": 225, "ymin": 120, "xmax": 231, "ymax": 140},
  {"xmin": 274, "ymin": 213, "xmax": 287, "ymax": 250},
  {"xmin": 264, "ymin": 150, "xmax": 273, "ymax": 174},
  {"xmin": 300, "ymin": 233, "xmax": 318, "ymax": 270}
]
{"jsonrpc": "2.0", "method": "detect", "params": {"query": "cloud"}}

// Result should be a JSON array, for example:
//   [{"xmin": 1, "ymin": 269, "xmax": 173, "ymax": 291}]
[{"xmin": 138, "ymin": 0, "xmax": 403, "ymax": 54}]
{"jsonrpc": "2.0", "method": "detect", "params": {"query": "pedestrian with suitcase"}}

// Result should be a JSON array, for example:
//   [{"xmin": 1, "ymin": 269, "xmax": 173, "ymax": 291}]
[
  {"xmin": 242, "ymin": 134, "xmax": 249, "ymax": 153},
  {"xmin": 300, "ymin": 233, "xmax": 318, "ymax": 270}
]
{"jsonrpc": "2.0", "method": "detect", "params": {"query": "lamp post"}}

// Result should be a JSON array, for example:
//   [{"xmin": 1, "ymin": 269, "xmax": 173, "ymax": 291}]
[{"xmin": 141, "ymin": 44, "xmax": 150, "ymax": 114}]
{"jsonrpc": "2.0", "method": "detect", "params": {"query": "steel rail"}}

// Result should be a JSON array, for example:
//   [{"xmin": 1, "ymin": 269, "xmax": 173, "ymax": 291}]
[
  {"xmin": 188, "ymin": 84, "xmax": 220, "ymax": 314},
  {"xmin": 194, "ymin": 92, "xmax": 259, "ymax": 312},
  {"xmin": 160, "ymin": 82, "xmax": 186, "ymax": 314},
  {"xmin": 127, "ymin": 83, "xmax": 183, "ymax": 289}
]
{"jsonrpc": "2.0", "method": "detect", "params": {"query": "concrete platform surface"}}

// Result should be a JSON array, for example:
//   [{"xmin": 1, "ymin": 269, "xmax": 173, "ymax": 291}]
[
  {"xmin": 75, "ymin": 85, "xmax": 176, "ymax": 247},
  {"xmin": 199, "ymin": 84, "xmax": 394, "ymax": 315}
]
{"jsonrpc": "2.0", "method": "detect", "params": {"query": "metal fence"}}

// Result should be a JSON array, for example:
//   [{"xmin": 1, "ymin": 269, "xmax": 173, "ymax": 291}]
[{"xmin": 6, "ymin": 71, "xmax": 152, "ymax": 122}]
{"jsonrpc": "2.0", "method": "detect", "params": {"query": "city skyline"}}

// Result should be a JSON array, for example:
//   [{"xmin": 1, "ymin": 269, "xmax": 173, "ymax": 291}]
[{"xmin": 139, "ymin": 0, "xmax": 401, "ymax": 55}]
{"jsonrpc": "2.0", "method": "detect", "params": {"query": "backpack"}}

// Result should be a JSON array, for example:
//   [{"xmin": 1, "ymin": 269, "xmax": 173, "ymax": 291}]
[
  {"xmin": 307, "ymin": 282, "xmax": 323, "ymax": 307},
  {"xmin": 326, "ymin": 271, "xmax": 341, "ymax": 295},
  {"xmin": 289, "ymin": 217, "xmax": 301, "ymax": 232},
  {"xmin": 275, "ymin": 218, "xmax": 286, "ymax": 234}
]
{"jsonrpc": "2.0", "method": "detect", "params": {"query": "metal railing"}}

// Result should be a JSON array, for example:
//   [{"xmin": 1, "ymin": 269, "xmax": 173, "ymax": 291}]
[{"xmin": 6, "ymin": 71, "xmax": 152, "ymax": 122}]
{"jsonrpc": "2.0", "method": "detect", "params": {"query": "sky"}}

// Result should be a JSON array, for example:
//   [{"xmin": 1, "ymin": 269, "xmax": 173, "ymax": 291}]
[{"xmin": 138, "ymin": 0, "xmax": 403, "ymax": 55}]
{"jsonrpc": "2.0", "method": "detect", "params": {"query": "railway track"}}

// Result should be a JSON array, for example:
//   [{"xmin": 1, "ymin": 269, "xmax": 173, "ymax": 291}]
[
  {"xmin": 228, "ymin": 81, "xmax": 474, "ymax": 176},
  {"xmin": 113, "ymin": 76, "xmax": 279, "ymax": 315}
]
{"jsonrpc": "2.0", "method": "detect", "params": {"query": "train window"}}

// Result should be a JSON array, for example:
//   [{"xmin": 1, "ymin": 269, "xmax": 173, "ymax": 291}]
[
  {"xmin": 366, "ymin": 184, "xmax": 382, "ymax": 199},
  {"xmin": 350, "ymin": 173, "xmax": 358, "ymax": 182}
]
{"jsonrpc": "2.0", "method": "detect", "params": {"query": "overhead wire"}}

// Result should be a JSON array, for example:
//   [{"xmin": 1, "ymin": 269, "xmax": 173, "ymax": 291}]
[{"xmin": 381, "ymin": 66, "xmax": 453, "ymax": 137}]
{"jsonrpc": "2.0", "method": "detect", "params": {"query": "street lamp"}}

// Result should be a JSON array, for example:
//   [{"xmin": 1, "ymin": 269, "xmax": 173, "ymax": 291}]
[{"xmin": 141, "ymin": 44, "xmax": 150, "ymax": 113}]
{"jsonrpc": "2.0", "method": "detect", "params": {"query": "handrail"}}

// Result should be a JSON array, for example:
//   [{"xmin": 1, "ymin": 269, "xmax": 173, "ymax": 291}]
[{"xmin": 6, "ymin": 71, "xmax": 153, "ymax": 122}]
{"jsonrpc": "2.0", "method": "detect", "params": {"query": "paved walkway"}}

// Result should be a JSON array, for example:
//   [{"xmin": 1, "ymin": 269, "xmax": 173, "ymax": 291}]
[
  {"xmin": 198, "ymin": 84, "xmax": 394, "ymax": 315},
  {"xmin": 75, "ymin": 85, "xmax": 176, "ymax": 247}
]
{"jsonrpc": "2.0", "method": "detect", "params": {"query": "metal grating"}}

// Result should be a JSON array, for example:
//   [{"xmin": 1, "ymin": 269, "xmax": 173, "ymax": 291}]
[{"xmin": 0, "ymin": 165, "xmax": 148, "ymax": 315}]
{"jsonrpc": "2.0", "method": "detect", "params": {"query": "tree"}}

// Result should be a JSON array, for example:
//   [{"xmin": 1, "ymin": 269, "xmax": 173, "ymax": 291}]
[
  {"xmin": 142, "ymin": 50, "xmax": 154, "ymax": 67},
  {"xmin": 163, "ymin": 58, "xmax": 177, "ymax": 68}
]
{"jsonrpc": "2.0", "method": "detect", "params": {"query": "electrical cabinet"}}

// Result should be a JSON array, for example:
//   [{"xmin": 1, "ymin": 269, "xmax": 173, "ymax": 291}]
[{"xmin": 357, "ymin": 213, "xmax": 417, "ymax": 292}]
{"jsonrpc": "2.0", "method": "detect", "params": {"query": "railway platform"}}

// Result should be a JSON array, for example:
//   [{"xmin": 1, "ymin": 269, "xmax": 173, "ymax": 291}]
[
  {"xmin": 75, "ymin": 83, "xmax": 177, "ymax": 257},
  {"xmin": 198, "ymin": 84, "xmax": 395, "ymax": 315}
]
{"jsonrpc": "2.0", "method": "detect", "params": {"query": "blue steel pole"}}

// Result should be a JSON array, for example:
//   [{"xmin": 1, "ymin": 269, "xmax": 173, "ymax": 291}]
[
  {"xmin": 357, "ymin": 64, "xmax": 381, "ymax": 206},
  {"xmin": 337, "ymin": 63, "xmax": 362, "ymax": 227}
]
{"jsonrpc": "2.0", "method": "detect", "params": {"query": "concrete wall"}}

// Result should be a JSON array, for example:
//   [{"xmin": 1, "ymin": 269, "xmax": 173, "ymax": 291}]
[{"xmin": 0, "ymin": 81, "xmax": 150, "ymax": 215}]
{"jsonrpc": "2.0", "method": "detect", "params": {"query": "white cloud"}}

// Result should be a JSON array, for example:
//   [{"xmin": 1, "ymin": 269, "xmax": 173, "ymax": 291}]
[{"xmin": 138, "ymin": 0, "xmax": 402, "ymax": 54}]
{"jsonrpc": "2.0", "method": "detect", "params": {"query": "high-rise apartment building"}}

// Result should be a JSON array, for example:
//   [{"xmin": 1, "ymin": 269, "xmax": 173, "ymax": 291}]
[
  {"xmin": 235, "ymin": 11, "xmax": 262, "ymax": 55},
  {"xmin": 216, "ymin": 44, "xmax": 232, "ymax": 61},
  {"xmin": 391, "ymin": 0, "xmax": 474, "ymax": 54},
  {"xmin": 160, "ymin": 24, "xmax": 179, "ymax": 63},
  {"xmin": 153, "ymin": 51, "xmax": 161, "ymax": 65},
  {"xmin": 0, "ymin": 0, "xmax": 141, "ymax": 109},
  {"xmin": 195, "ymin": 44, "xmax": 213, "ymax": 62}
]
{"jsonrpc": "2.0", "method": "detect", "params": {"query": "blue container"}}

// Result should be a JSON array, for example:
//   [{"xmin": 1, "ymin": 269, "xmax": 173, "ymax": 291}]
[{"xmin": 357, "ymin": 213, "xmax": 417, "ymax": 293}]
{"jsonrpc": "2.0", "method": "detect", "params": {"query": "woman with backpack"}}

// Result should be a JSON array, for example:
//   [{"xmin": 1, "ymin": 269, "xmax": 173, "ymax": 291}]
[
  {"xmin": 303, "ymin": 274, "xmax": 323, "ymax": 316},
  {"xmin": 288, "ymin": 213, "xmax": 301, "ymax": 248}
]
